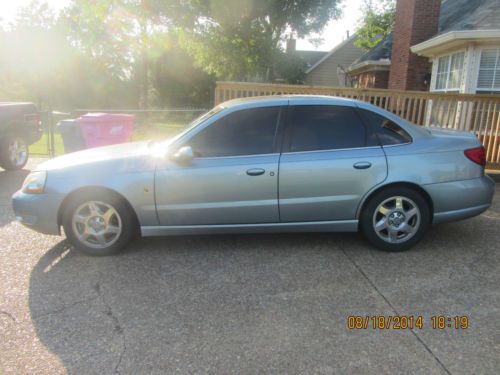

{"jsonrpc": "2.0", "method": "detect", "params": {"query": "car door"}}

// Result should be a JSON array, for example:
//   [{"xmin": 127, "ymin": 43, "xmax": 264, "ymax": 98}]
[
  {"xmin": 279, "ymin": 103, "xmax": 387, "ymax": 222},
  {"xmin": 155, "ymin": 104, "xmax": 284, "ymax": 226}
]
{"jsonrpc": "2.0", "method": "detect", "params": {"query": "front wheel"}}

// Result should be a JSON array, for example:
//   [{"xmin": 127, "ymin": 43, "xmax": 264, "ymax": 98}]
[
  {"xmin": 360, "ymin": 187, "xmax": 431, "ymax": 252},
  {"xmin": 0, "ymin": 135, "xmax": 29, "ymax": 170},
  {"xmin": 62, "ymin": 193, "xmax": 136, "ymax": 256}
]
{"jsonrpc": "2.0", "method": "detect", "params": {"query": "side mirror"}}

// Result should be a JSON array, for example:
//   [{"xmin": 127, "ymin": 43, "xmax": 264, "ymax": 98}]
[{"xmin": 171, "ymin": 145, "xmax": 194, "ymax": 164}]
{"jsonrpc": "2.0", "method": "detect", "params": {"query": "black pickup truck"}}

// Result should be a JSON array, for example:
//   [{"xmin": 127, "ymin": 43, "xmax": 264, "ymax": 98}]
[{"xmin": 0, "ymin": 102, "xmax": 42, "ymax": 170}]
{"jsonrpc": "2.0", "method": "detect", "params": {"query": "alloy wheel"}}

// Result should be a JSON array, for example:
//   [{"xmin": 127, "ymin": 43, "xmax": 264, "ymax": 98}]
[
  {"xmin": 71, "ymin": 201, "xmax": 122, "ymax": 249},
  {"xmin": 372, "ymin": 196, "xmax": 421, "ymax": 244}
]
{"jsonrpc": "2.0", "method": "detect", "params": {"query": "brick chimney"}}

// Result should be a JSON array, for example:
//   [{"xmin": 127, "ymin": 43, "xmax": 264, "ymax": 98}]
[{"xmin": 388, "ymin": 0, "xmax": 441, "ymax": 91}]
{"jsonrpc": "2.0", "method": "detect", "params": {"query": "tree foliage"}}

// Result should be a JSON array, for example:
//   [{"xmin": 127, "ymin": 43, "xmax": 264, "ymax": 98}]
[
  {"xmin": 0, "ymin": 0, "xmax": 343, "ymax": 108},
  {"xmin": 354, "ymin": 0, "xmax": 395, "ymax": 51},
  {"xmin": 0, "ymin": 1, "xmax": 138, "ymax": 109},
  {"xmin": 175, "ymin": 0, "xmax": 342, "ymax": 81}
]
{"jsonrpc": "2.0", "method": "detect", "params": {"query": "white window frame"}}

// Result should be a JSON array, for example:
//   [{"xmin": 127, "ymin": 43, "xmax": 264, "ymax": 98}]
[
  {"xmin": 475, "ymin": 47, "xmax": 500, "ymax": 93},
  {"xmin": 433, "ymin": 50, "xmax": 466, "ymax": 93}
]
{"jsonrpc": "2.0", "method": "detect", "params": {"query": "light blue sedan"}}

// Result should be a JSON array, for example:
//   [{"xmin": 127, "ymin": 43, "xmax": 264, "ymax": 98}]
[{"xmin": 12, "ymin": 96, "xmax": 495, "ymax": 255}]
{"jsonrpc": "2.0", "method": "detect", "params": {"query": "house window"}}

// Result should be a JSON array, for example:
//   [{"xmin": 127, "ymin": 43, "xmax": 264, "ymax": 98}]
[
  {"xmin": 477, "ymin": 49, "xmax": 500, "ymax": 92},
  {"xmin": 435, "ymin": 52, "xmax": 465, "ymax": 91}
]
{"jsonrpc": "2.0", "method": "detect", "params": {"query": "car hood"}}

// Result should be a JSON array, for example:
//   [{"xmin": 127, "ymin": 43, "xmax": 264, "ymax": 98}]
[{"xmin": 37, "ymin": 141, "xmax": 164, "ymax": 175}]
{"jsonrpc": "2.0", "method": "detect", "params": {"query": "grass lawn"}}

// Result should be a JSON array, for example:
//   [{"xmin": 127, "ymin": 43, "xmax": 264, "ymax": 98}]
[
  {"xmin": 29, "ymin": 122, "xmax": 187, "ymax": 156},
  {"xmin": 29, "ymin": 133, "xmax": 65, "ymax": 155}
]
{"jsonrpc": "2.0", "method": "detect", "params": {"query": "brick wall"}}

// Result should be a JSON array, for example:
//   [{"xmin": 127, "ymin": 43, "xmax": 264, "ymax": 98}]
[
  {"xmin": 388, "ymin": 0, "xmax": 441, "ymax": 91},
  {"xmin": 353, "ymin": 71, "xmax": 390, "ymax": 89}
]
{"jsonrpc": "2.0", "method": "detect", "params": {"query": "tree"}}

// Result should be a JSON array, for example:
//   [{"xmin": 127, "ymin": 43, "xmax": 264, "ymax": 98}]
[
  {"xmin": 63, "ymin": 0, "xmax": 183, "ymax": 108},
  {"xmin": 354, "ymin": 0, "xmax": 395, "ymax": 51},
  {"xmin": 0, "ymin": 1, "xmax": 70, "ymax": 107},
  {"xmin": 173, "ymin": 0, "xmax": 342, "ymax": 81},
  {"xmin": 0, "ymin": 1, "xmax": 139, "ymax": 109},
  {"xmin": 150, "ymin": 34, "xmax": 213, "ymax": 108}
]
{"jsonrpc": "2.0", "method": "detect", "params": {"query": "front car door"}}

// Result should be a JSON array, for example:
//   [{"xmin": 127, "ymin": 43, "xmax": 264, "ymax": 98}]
[
  {"xmin": 279, "ymin": 100, "xmax": 388, "ymax": 222},
  {"xmin": 155, "ymin": 102, "xmax": 285, "ymax": 225}
]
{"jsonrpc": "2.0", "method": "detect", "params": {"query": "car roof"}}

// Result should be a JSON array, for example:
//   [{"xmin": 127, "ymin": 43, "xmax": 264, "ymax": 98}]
[{"xmin": 221, "ymin": 95, "xmax": 356, "ymax": 109}]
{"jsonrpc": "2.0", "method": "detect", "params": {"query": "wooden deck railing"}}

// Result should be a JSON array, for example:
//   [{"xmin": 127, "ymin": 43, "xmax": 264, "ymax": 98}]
[{"xmin": 215, "ymin": 81, "xmax": 500, "ymax": 167}]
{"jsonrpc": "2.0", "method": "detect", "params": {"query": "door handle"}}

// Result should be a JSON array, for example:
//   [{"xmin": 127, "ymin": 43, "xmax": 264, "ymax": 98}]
[
  {"xmin": 353, "ymin": 162, "xmax": 372, "ymax": 170},
  {"xmin": 246, "ymin": 168, "xmax": 265, "ymax": 176}
]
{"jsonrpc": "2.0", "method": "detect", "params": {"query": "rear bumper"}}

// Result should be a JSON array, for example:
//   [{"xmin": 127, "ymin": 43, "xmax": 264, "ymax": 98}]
[
  {"xmin": 424, "ymin": 176, "xmax": 495, "ymax": 224},
  {"xmin": 12, "ymin": 190, "xmax": 62, "ymax": 235}
]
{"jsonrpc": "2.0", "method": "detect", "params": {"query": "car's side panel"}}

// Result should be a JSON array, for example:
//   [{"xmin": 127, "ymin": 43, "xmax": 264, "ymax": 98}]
[
  {"xmin": 279, "ymin": 147, "xmax": 387, "ymax": 222},
  {"xmin": 354, "ymin": 141, "xmax": 490, "ymax": 220},
  {"xmin": 43, "ymin": 155, "xmax": 159, "ymax": 227},
  {"xmin": 155, "ymin": 155, "xmax": 280, "ymax": 225},
  {"xmin": 384, "ymin": 149, "xmax": 482, "ymax": 185}
]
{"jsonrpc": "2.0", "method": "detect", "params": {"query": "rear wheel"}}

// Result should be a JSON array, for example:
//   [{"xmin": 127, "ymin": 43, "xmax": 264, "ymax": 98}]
[
  {"xmin": 62, "ymin": 192, "xmax": 136, "ymax": 256},
  {"xmin": 0, "ymin": 135, "xmax": 29, "ymax": 170},
  {"xmin": 360, "ymin": 187, "xmax": 431, "ymax": 252}
]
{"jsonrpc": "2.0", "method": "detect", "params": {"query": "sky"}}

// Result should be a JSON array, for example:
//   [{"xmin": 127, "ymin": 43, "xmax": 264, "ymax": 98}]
[
  {"xmin": 0, "ymin": 0, "xmax": 365, "ymax": 52},
  {"xmin": 296, "ymin": 0, "xmax": 365, "ymax": 51},
  {"xmin": 0, "ymin": 0, "xmax": 69, "ymax": 25}
]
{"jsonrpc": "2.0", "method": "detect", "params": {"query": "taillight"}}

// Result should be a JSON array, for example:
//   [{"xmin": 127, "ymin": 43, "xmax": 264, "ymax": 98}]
[{"xmin": 464, "ymin": 146, "xmax": 486, "ymax": 167}]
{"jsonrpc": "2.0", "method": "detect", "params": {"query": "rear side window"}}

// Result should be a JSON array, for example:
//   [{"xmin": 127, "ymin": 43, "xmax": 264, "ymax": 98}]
[
  {"xmin": 359, "ymin": 109, "xmax": 412, "ymax": 145},
  {"xmin": 187, "ymin": 106, "xmax": 280, "ymax": 157},
  {"xmin": 287, "ymin": 105, "xmax": 368, "ymax": 152}
]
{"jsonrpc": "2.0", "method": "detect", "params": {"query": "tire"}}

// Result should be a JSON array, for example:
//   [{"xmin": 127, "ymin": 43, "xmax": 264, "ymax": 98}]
[
  {"xmin": 360, "ymin": 186, "xmax": 431, "ymax": 252},
  {"xmin": 62, "ymin": 191, "xmax": 137, "ymax": 256},
  {"xmin": 0, "ymin": 135, "xmax": 29, "ymax": 170}
]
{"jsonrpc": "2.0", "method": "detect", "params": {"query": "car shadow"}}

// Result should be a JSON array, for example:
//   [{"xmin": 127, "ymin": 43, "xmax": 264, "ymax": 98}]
[
  {"xmin": 28, "ymin": 232, "xmax": 353, "ymax": 374},
  {"xmin": 0, "ymin": 168, "xmax": 30, "ymax": 227}
]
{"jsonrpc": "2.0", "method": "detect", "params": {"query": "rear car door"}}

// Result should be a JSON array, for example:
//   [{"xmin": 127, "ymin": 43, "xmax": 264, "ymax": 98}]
[
  {"xmin": 155, "ymin": 104, "xmax": 284, "ymax": 225},
  {"xmin": 279, "ymin": 103, "xmax": 387, "ymax": 222}
]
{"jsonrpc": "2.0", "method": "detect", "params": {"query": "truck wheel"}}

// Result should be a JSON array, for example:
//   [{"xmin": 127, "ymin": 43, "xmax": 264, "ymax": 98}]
[{"xmin": 0, "ymin": 135, "xmax": 29, "ymax": 170}]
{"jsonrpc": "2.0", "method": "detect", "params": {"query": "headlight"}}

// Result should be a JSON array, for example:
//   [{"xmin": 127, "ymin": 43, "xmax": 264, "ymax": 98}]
[{"xmin": 22, "ymin": 171, "xmax": 47, "ymax": 194}]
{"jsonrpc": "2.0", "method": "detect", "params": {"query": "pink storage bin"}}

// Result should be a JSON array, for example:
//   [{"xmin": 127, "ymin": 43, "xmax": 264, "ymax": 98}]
[{"xmin": 78, "ymin": 113, "xmax": 134, "ymax": 148}]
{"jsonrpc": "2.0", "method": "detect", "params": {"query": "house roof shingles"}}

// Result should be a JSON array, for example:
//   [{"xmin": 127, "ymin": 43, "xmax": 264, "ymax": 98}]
[{"xmin": 352, "ymin": 0, "xmax": 500, "ymax": 66}]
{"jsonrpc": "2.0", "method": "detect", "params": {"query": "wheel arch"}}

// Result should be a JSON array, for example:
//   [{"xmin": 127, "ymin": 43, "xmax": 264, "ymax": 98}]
[
  {"xmin": 57, "ymin": 186, "xmax": 140, "ymax": 231},
  {"xmin": 356, "ymin": 182, "xmax": 434, "ymax": 222}
]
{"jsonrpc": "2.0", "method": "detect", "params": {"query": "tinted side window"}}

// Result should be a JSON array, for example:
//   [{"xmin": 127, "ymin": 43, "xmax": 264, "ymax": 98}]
[
  {"xmin": 188, "ymin": 107, "xmax": 280, "ymax": 157},
  {"xmin": 288, "ymin": 105, "xmax": 367, "ymax": 152},
  {"xmin": 359, "ymin": 109, "xmax": 412, "ymax": 145}
]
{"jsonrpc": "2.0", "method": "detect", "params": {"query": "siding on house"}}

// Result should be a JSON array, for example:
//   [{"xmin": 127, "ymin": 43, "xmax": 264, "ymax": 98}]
[{"xmin": 304, "ymin": 36, "xmax": 364, "ymax": 87}]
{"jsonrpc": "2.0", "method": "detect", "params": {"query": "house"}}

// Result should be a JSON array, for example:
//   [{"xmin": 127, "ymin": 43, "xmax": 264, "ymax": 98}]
[
  {"xmin": 347, "ymin": 0, "xmax": 500, "ymax": 94},
  {"xmin": 286, "ymin": 39, "xmax": 329, "ymax": 74},
  {"xmin": 302, "ymin": 34, "xmax": 365, "ymax": 87},
  {"xmin": 272, "ymin": 39, "xmax": 328, "ymax": 84}
]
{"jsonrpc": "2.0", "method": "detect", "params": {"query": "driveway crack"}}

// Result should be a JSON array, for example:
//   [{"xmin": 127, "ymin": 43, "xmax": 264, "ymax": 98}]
[
  {"xmin": 94, "ymin": 280, "xmax": 127, "ymax": 374},
  {"xmin": 340, "ymin": 247, "xmax": 452, "ymax": 375},
  {"xmin": 0, "ymin": 310, "xmax": 16, "ymax": 322},
  {"xmin": 32, "ymin": 297, "xmax": 99, "ymax": 319}
]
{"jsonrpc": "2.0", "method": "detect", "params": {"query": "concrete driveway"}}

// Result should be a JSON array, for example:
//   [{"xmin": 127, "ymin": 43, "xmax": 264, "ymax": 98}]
[{"xmin": 1, "ymin": 158, "xmax": 499, "ymax": 374}]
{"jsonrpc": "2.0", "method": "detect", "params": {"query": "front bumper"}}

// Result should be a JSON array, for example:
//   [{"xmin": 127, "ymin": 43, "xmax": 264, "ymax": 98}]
[
  {"xmin": 424, "ymin": 175, "xmax": 495, "ymax": 224},
  {"xmin": 12, "ymin": 190, "xmax": 63, "ymax": 235}
]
